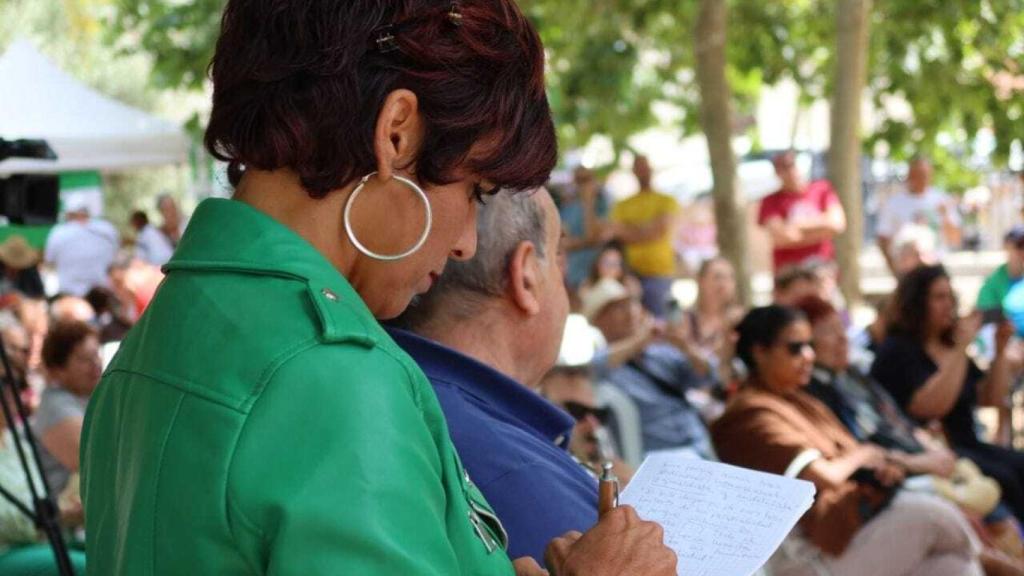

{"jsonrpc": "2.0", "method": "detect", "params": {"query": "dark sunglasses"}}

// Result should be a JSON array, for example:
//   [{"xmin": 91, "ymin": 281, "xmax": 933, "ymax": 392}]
[
  {"xmin": 563, "ymin": 401, "xmax": 611, "ymax": 424},
  {"xmin": 781, "ymin": 340, "xmax": 813, "ymax": 356}
]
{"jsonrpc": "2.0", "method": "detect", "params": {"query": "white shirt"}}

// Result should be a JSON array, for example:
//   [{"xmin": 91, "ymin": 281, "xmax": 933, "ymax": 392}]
[
  {"xmin": 134, "ymin": 224, "xmax": 176, "ymax": 266},
  {"xmin": 44, "ymin": 219, "xmax": 120, "ymax": 296},
  {"xmin": 877, "ymin": 187, "xmax": 960, "ymax": 246}
]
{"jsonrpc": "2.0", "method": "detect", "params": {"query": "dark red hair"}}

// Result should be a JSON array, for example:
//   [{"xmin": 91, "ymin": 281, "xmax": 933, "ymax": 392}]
[
  {"xmin": 204, "ymin": 0, "xmax": 556, "ymax": 197},
  {"xmin": 794, "ymin": 295, "xmax": 837, "ymax": 326}
]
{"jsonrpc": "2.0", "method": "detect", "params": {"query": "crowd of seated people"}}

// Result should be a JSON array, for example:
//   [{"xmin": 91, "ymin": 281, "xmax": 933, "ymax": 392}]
[
  {"xmin": 797, "ymin": 295, "xmax": 1024, "ymax": 561},
  {"xmin": 0, "ymin": 220, "xmax": 170, "ymax": 575},
  {"xmin": 542, "ymin": 237, "xmax": 1024, "ymax": 574},
  {"xmin": 712, "ymin": 305, "xmax": 992, "ymax": 575},
  {"xmin": 1, "ymin": 159, "xmax": 1021, "ymax": 576},
  {"xmin": 0, "ymin": 312, "xmax": 89, "ymax": 575}
]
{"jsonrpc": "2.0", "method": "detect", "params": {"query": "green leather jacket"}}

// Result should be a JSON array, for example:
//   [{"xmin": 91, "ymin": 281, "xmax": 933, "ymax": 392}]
[{"xmin": 81, "ymin": 198, "xmax": 514, "ymax": 575}]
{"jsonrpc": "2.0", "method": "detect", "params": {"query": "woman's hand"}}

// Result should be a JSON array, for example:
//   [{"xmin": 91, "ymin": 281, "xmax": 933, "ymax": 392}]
[
  {"xmin": 887, "ymin": 446, "xmax": 957, "ymax": 478},
  {"xmin": 995, "ymin": 319, "xmax": 1014, "ymax": 355},
  {"xmin": 911, "ymin": 449, "xmax": 957, "ymax": 478},
  {"xmin": 872, "ymin": 462, "xmax": 905, "ymax": 487},
  {"xmin": 954, "ymin": 311, "xmax": 983, "ymax": 350},
  {"xmin": 920, "ymin": 448, "xmax": 957, "ymax": 478},
  {"xmin": 544, "ymin": 506, "xmax": 677, "ymax": 576},
  {"xmin": 663, "ymin": 317, "xmax": 711, "ymax": 377},
  {"xmin": 855, "ymin": 444, "xmax": 889, "ymax": 469},
  {"xmin": 857, "ymin": 448, "xmax": 904, "ymax": 487}
]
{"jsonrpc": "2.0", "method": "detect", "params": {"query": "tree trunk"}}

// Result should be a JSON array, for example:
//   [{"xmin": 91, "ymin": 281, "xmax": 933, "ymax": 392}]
[
  {"xmin": 829, "ymin": 0, "xmax": 872, "ymax": 305},
  {"xmin": 695, "ymin": 0, "xmax": 751, "ymax": 305}
]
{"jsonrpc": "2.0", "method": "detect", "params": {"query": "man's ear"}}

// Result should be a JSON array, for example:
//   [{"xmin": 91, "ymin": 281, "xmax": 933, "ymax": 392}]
[
  {"xmin": 373, "ymin": 89, "xmax": 424, "ymax": 182},
  {"xmin": 508, "ymin": 240, "xmax": 541, "ymax": 316}
]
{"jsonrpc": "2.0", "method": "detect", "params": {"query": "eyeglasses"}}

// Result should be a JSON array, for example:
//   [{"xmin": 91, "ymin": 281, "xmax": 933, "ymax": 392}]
[
  {"xmin": 782, "ymin": 340, "xmax": 813, "ymax": 356},
  {"xmin": 563, "ymin": 401, "xmax": 611, "ymax": 424}
]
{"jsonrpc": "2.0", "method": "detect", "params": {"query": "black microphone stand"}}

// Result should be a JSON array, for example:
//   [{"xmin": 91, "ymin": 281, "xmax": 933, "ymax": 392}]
[{"xmin": 0, "ymin": 340, "xmax": 75, "ymax": 576}]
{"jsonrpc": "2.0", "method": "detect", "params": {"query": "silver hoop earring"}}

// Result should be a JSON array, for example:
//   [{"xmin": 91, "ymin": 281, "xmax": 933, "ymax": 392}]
[{"xmin": 344, "ymin": 171, "xmax": 432, "ymax": 261}]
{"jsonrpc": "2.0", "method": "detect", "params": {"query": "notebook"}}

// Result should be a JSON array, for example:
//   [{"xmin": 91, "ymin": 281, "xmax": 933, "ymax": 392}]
[{"xmin": 618, "ymin": 453, "xmax": 817, "ymax": 576}]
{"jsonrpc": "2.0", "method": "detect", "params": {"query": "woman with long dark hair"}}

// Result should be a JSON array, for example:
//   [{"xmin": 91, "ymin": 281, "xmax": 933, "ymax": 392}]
[
  {"xmin": 577, "ymin": 242, "xmax": 642, "ymax": 305},
  {"xmin": 871, "ymin": 264, "xmax": 1024, "ymax": 522}
]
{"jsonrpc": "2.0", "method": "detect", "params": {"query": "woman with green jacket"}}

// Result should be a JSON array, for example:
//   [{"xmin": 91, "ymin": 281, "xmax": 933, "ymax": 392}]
[{"xmin": 80, "ymin": 1, "xmax": 675, "ymax": 575}]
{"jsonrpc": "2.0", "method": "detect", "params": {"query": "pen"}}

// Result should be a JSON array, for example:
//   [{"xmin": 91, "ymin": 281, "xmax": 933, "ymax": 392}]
[{"xmin": 598, "ymin": 461, "xmax": 619, "ymax": 518}]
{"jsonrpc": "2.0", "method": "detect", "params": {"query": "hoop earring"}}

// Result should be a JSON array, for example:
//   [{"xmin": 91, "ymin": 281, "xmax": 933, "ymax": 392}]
[{"xmin": 344, "ymin": 171, "xmax": 432, "ymax": 261}]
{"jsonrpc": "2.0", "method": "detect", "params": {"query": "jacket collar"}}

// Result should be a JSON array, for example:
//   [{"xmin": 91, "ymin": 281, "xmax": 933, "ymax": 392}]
[
  {"xmin": 165, "ymin": 198, "xmax": 379, "ymax": 346},
  {"xmin": 387, "ymin": 327, "xmax": 575, "ymax": 447}
]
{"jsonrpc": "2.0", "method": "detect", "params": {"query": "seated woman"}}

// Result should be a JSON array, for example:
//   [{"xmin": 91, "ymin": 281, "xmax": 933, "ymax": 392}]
[
  {"xmin": 0, "ymin": 320, "xmax": 86, "ymax": 575},
  {"xmin": 33, "ymin": 320, "xmax": 102, "ymax": 499},
  {"xmin": 577, "ymin": 242, "xmax": 643, "ymax": 305},
  {"xmin": 712, "ymin": 305, "xmax": 983, "ymax": 576},
  {"xmin": 871, "ymin": 265, "xmax": 1024, "ymax": 523},
  {"xmin": 684, "ymin": 257, "xmax": 741, "ymax": 354},
  {"xmin": 797, "ymin": 295, "xmax": 1023, "ymax": 560},
  {"xmin": 798, "ymin": 295, "xmax": 970, "ymax": 476},
  {"xmin": 683, "ymin": 256, "xmax": 743, "ymax": 391}
]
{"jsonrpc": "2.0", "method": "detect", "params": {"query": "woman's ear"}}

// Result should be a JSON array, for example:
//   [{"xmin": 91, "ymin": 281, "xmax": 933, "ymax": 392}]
[
  {"xmin": 373, "ymin": 89, "xmax": 424, "ymax": 182},
  {"xmin": 508, "ymin": 240, "xmax": 541, "ymax": 316},
  {"xmin": 751, "ymin": 344, "xmax": 769, "ymax": 372}
]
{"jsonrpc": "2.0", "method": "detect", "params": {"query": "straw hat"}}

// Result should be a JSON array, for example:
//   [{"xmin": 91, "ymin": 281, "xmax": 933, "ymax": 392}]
[
  {"xmin": 580, "ymin": 277, "xmax": 632, "ymax": 321},
  {"xmin": 0, "ymin": 236, "xmax": 40, "ymax": 269}
]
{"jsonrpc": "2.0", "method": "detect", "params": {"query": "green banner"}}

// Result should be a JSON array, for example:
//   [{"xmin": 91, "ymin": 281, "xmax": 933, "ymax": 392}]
[
  {"xmin": 0, "ymin": 170, "xmax": 104, "ymax": 249},
  {"xmin": 0, "ymin": 226, "xmax": 52, "ymax": 250}
]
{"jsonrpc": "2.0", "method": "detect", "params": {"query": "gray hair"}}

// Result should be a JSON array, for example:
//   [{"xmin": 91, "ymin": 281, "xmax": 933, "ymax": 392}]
[{"xmin": 395, "ymin": 190, "xmax": 547, "ymax": 329}]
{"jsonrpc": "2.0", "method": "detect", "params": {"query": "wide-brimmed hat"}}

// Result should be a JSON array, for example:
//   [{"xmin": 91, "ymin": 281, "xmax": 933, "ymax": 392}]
[
  {"xmin": 580, "ymin": 277, "xmax": 632, "ymax": 321},
  {"xmin": 0, "ymin": 236, "xmax": 40, "ymax": 269},
  {"xmin": 554, "ymin": 314, "xmax": 607, "ymax": 368}
]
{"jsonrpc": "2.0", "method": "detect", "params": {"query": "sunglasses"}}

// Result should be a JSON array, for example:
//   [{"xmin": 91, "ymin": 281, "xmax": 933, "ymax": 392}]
[
  {"xmin": 781, "ymin": 340, "xmax": 813, "ymax": 356},
  {"xmin": 563, "ymin": 401, "xmax": 611, "ymax": 424}
]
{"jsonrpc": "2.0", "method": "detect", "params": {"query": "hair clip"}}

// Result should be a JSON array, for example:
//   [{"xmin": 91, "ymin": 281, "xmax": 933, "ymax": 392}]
[
  {"xmin": 447, "ymin": 1, "xmax": 463, "ymax": 26},
  {"xmin": 375, "ymin": 25, "xmax": 399, "ymax": 53}
]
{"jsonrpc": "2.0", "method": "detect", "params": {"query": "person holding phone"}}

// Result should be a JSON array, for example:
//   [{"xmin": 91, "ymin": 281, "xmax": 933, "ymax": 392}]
[{"xmin": 872, "ymin": 265, "xmax": 1024, "ymax": 524}]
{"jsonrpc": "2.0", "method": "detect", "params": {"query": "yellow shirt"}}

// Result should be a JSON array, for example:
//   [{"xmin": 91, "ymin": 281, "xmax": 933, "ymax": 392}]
[{"xmin": 611, "ymin": 190, "xmax": 679, "ymax": 277}]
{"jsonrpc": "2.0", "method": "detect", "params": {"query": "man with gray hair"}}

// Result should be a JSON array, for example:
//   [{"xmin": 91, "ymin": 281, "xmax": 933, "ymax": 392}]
[{"xmin": 389, "ymin": 189, "xmax": 674, "ymax": 572}]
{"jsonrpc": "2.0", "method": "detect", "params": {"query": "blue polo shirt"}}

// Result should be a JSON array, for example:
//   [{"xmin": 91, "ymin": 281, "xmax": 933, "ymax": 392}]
[{"xmin": 388, "ymin": 328, "xmax": 599, "ymax": 565}]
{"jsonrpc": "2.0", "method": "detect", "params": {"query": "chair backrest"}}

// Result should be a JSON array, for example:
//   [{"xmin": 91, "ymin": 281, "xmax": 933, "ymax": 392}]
[
  {"xmin": 766, "ymin": 450, "xmax": 832, "ymax": 576},
  {"xmin": 594, "ymin": 381, "xmax": 644, "ymax": 469}
]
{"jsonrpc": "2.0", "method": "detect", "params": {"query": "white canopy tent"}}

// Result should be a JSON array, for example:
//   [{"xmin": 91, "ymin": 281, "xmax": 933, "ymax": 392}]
[{"xmin": 0, "ymin": 39, "xmax": 188, "ymax": 175}]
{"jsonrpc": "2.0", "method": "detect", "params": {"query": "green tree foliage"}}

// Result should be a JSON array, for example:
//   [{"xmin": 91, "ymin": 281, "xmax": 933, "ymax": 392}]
[
  {"xmin": 97, "ymin": 0, "xmax": 1022, "ymax": 175},
  {"xmin": 106, "ymin": 0, "xmax": 224, "ymax": 90},
  {"xmin": 520, "ymin": 0, "xmax": 696, "ymax": 153},
  {"xmin": 528, "ymin": 0, "xmax": 1024, "ymax": 177},
  {"xmin": 0, "ymin": 0, "xmax": 190, "ymax": 232},
  {"xmin": 868, "ymin": 0, "xmax": 1024, "ymax": 170}
]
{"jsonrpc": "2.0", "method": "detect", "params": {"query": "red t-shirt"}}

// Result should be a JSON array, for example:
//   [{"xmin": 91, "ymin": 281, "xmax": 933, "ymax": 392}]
[{"xmin": 757, "ymin": 180, "xmax": 840, "ymax": 271}]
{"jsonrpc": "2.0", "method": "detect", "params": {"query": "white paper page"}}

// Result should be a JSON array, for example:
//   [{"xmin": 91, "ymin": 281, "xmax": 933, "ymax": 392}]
[{"xmin": 619, "ymin": 453, "xmax": 816, "ymax": 576}]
